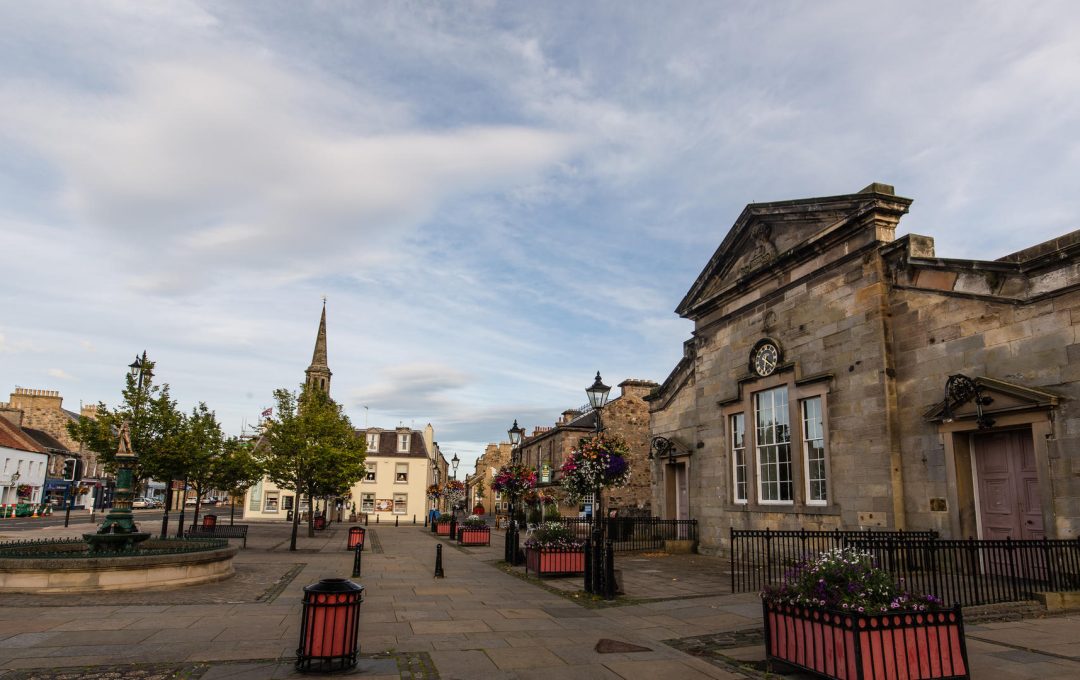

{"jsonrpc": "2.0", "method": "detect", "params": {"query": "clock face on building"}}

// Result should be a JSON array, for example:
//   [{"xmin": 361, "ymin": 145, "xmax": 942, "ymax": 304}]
[{"xmin": 753, "ymin": 343, "xmax": 780, "ymax": 377}]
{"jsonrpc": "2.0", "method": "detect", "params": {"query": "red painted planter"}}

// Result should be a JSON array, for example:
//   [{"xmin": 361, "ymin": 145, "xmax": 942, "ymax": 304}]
[
  {"xmin": 763, "ymin": 600, "xmax": 969, "ymax": 680},
  {"xmin": 525, "ymin": 548, "xmax": 585, "ymax": 576},
  {"xmin": 458, "ymin": 528, "xmax": 490, "ymax": 546},
  {"xmin": 435, "ymin": 521, "xmax": 451, "ymax": 537}
]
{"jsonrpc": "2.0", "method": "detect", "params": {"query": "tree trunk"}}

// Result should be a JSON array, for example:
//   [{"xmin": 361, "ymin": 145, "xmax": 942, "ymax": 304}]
[
  {"xmin": 229, "ymin": 495, "xmax": 235, "ymax": 526},
  {"xmin": 289, "ymin": 495, "xmax": 300, "ymax": 551}
]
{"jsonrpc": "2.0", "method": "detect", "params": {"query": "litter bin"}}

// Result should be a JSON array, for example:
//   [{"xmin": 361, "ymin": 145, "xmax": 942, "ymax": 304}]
[
  {"xmin": 314, "ymin": 515, "xmax": 326, "ymax": 530},
  {"xmin": 203, "ymin": 514, "xmax": 217, "ymax": 529},
  {"xmin": 347, "ymin": 526, "xmax": 366, "ymax": 551},
  {"xmin": 295, "ymin": 578, "xmax": 364, "ymax": 673}
]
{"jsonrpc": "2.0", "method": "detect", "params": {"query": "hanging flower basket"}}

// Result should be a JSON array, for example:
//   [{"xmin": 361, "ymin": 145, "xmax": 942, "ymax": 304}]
[
  {"xmin": 443, "ymin": 480, "xmax": 465, "ymax": 509},
  {"xmin": 523, "ymin": 489, "xmax": 557, "ymax": 506},
  {"xmin": 559, "ymin": 433, "xmax": 631, "ymax": 500},
  {"xmin": 426, "ymin": 484, "xmax": 442, "ymax": 501},
  {"xmin": 16, "ymin": 484, "xmax": 32, "ymax": 499},
  {"xmin": 490, "ymin": 463, "xmax": 536, "ymax": 498}
]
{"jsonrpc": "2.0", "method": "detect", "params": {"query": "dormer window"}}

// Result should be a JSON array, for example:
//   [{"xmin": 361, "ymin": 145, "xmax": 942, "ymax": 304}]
[
  {"xmin": 398, "ymin": 434, "xmax": 410, "ymax": 452},
  {"xmin": 367, "ymin": 433, "xmax": 378, "ymax": 452}
]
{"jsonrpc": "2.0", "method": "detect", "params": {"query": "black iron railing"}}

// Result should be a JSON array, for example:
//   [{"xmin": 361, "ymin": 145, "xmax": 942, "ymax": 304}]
[
  {"xmin": 551, "ymin": 517, "xmax": 697, "ymax": 552},
  {"xmin": 731, "ymin": 528, "xmax": 1080, "ymax": 607},
  {"xmin": 730, "ymin": 528, "xmax": 938, "ymax": 594},
  {"xmin": 850, "ymin": 535, "xmax": 1080, "ymax": 607}
]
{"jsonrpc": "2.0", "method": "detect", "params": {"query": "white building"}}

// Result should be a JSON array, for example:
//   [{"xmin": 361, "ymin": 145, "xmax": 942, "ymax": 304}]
[{"xmin": 0, "ymin": 415, "xmax": 49, "ymax": 506}]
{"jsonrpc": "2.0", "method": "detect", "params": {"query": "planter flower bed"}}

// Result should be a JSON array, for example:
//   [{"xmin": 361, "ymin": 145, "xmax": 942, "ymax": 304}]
[
  {"xmin": 435, "ymin": 521, "xmax": 452, "ymax": 537},
  {"xmin": 763, "ymin": 547, "xmax": 968, "ymax": 680},
  {"xmin": 524, "ymin": 522, "xmax": 585, "ymax": 576},
  {"xmin": 457, "ymin": 515, "xmax": 490, "ymax": 546}
]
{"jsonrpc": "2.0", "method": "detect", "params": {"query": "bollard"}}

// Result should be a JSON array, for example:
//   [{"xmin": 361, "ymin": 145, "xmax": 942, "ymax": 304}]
[
  {"xmin": 604, "ymin": 540, "xmax": 616, "ymax": 600},
  {"xmin": 352, "ymin": 543, "xmax": 363, "ymax": 578},
  {"xmin": 364, "ymin": 513, "xmax": 369, "ymax": 526},
  {"xmin": 434, "ymin": 543, "xmax": 445, "ymax": 578},
  {"xmin": 376, "ymin": 514, "xmax": 379, "ymax": 524},
  {"xmin": 584, "ymin": 539, "xmax": 593, "ymax": 594},
  {"xmin": 295, "ymin": 578, "xmax": 364, "ymax": 674},
  {"xmin": 413, "ymin": 514, "xmax": 416, "ymax": 525},
  {"xmin": 395, "ymin": 516, "xmax": 399, "ymax": 527},
  {"xmin": 424, "ymin": 513, "xmax": 429, "ymax": 527}
]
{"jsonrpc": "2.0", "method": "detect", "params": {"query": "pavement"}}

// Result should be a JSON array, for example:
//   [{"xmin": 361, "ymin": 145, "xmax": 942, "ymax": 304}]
[{"xmin": 0, "ymin": 518, "xmax": 1078, "ymax": 678}]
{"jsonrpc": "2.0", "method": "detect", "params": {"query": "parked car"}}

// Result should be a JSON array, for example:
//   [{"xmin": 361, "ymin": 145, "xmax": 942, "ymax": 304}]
[{"xmin": 132, "ymin": 497, "xmax": 155, "ymax": 509}]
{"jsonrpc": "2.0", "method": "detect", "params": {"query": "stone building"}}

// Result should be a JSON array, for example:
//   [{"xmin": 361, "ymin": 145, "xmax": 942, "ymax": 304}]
[
  {"xmin": 469, "ymin": 442, "xmax": 512, "ymax": 516},
  {"xmin": 0, "ymin": 388, "xmax": 106, "ymax": 508},
  {"xmin": 648, "ymin": 183, "xmax": 1080, "ymax": 554},
  {"xmin": 520, "ymin": 379, "xmax": 657, "ymax": 518}
]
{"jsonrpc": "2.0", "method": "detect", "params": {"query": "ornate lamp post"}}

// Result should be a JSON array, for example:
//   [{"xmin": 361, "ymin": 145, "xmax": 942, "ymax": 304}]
[
  {"xmin": 505, "ymin": 419, "xmax": 525, "ymax": 564},
  {"xmin": 585, "ymin": 371, "xmax": 611, "ymax": 594},
  {"xmin": 84, "ymin": 352, "xmax": 154, "ymax": 552}
]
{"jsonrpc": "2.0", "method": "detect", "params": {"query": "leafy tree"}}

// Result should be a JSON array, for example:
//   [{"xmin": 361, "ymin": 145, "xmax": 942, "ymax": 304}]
[
  {"xmin": 66, "ymin": 356, "xmax": 185, "ymax": 486},
  {"xmin": 175, "ymin": 403, "xmax": 226, "ymax": 527},
  {"xmin": 260, "ymin": 384, "xmax": 366, "ymax": 551},
  {"xmin": 212, "ymin": 437, "xmax": 264, "ymax": 525}
]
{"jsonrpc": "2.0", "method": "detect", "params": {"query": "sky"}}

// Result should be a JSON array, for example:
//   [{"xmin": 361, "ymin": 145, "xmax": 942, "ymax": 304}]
[{"xmin": 2, "ymin": 1, "xmax": 1080, "ymax": 471}]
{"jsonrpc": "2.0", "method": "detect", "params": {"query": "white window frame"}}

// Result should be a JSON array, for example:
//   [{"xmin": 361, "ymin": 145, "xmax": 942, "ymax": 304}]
[
  {"xmin": 392, "ymin": 493, "xmax": 407, "ymax": 515},
  {"xmin": 363, "ymin": 462, "xmax": 377, "ymax": 482},
  {"xmin": 395, "ymin": 463, "xmax": 408, "ymax": 483},
  {"xmin": 366, "ymin": 433, "xmax": 378, "ymax": 452},
  {"xmin": 398, "ymin": 434, "xmax": 410, "ymax": 452},
  {"xmin": 802, "ymin": 396, "xmax": 828, "ymax": 505},
  {"xmin": 263, "ymin": 491, "xmax": 279, "ymax": 513},
  {"xmin": 755, "ymin": 385, "xmax": 793, "ymax": 505},
  {"xmin": 731, "ymin": 413, "xmax": 748, "ymax": 504},
  {"xmin": 360, "ymin": 493, "xmax": 375, "ymax": 513}
]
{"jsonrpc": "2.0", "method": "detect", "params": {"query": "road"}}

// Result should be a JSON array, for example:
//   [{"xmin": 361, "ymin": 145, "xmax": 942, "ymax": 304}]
[{"xmin": 0, "ymin": 508, "xmax": 242, "ymax": 532}]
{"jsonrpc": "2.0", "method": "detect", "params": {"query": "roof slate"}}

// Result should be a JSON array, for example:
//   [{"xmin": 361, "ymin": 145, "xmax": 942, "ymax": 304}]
[{"xmin": 0, "ymin": 418, "xmax": 47, "ymax": 454}]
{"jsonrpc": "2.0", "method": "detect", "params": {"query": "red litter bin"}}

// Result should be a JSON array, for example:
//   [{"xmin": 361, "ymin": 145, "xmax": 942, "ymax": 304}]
[
  {"xmin": 296, "ymin": 578, "xmax": 364, "ymax": 673},
  {"xmin": 202, "ymin": 514, "xmax": 217, "ymax": 529},
  {"xmin": 314, "ymin": 515, "xmax": 326, "ymax": 530},
  {"xmin": 347, "ymin": 526, "xmax": 366, "ymax": 551}
]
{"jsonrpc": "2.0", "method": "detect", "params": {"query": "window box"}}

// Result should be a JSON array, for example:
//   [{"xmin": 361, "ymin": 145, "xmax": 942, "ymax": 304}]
[
  {"xmin": 525, "ymin": 548, "xmax": 585, "ymax": 576},
  {"xmin": 763, "ymin": 600, "xmax": 969, "ymax": 680}
]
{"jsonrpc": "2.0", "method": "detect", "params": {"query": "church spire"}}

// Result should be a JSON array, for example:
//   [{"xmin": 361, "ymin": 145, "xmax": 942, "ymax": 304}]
[{"xmin": 305, "ymin": 299, "xmax": 332, "ymax": 394}]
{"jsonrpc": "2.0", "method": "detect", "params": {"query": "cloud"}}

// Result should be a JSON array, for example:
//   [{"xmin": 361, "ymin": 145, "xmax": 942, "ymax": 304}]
[{"xmin": 47, "ymin": 368, "xmax": 75, "ymax": 380}]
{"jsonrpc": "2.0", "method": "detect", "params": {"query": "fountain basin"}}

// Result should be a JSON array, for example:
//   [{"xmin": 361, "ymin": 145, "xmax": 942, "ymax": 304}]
[{"xmin": 0, "ymin": 538, "xmax": 239, "ymax": 593}]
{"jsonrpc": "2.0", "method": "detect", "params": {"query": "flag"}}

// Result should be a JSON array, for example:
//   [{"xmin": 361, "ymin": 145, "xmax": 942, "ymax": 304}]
[{"xmin": 261, "ymin": 407, "xmax": 272, "ymax": 418}]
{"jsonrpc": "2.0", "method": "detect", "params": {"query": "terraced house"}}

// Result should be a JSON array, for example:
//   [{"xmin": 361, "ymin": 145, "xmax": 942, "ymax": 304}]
[{"xmin": 648, "ymin": 183, "xmax": 1080, "ymax": 554}]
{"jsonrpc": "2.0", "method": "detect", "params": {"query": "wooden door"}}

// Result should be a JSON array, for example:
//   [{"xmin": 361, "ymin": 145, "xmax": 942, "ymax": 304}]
[{"xmin": 974, "ymin": 430, "xmax": 1043, "ymax": 541}]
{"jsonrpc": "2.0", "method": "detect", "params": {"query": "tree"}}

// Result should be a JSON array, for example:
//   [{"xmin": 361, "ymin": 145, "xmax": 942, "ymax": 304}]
[
  {"xmin": 212, "ymin": 437, "xmax": 264, "ymax": 526},
  {"xmin": 260, "ymin": 384, "xmax": 366, "ymax": 551},
  {"xmin": 66, "ymin": 356, "xmax": 185, "ymax": 497},
  {"xmin": 175, "ymin": 403, "xmax": 226, "ymax": 528}
]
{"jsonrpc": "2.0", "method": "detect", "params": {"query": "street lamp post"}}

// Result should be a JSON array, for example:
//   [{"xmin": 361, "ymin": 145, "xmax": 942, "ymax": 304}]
[
  {"xmin": 506, "ymin": 419, "xmax": 525, "ymax": 565},
  {"xmin": 585, "ymin": 371, "xmax": 611, "ymax": 594},
  {"xmin": 449, "ymin": 453, "xmax": 460, "ymax": 538}
]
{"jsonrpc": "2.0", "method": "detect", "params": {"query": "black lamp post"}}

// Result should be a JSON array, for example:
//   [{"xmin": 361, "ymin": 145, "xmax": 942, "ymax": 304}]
[
  {"xmin": 585, "ymin": 371, "xmax": 611, "ymax": 595},
  {"xmin": 506, "ymin": 419, "xmax": 525, "ymax": 564}
]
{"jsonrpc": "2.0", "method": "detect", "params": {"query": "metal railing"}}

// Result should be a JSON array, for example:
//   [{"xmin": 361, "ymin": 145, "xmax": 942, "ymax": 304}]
[
  {"xmin": 730, "ymin": 528, "xmax": 938, "ymax": 594},
  {"xmin": 731, "ymin": 528, "xmax": 1080, "ymax": 607},
  {"xmin": 850, "ymin": 535, "xmax": 1080, "ymax": 607},
  {"xmin": 553, "ymin": 517, "xmax": 698, "ymax": 552}
]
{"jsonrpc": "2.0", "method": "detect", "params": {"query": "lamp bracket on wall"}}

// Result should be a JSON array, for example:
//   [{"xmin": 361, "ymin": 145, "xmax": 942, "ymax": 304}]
[{"xmin": 942, "ymin": 374, "xmax": 996, "ymax": 430}]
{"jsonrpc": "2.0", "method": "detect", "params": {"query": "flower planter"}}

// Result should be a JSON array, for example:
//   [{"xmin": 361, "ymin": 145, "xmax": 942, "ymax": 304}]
[
  {"xmin": 458, "ymin": 528, "xmax": 490, "ymax": 546},
  {"xmin": 435, "ymin": 521, "xmax": 451, "ymax": 537},
  {"xmin": 525, "ymin": 548, "xmax": 585, "ymax": 576},
  {"xmin": 763, "ymin": 599, "xmax": 969, "ymax": 680}
]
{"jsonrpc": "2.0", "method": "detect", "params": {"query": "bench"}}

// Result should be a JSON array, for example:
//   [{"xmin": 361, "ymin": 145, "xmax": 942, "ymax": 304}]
[{"xmin": 186, "ymin": 524, "xmax": 249, "ymax": 548}]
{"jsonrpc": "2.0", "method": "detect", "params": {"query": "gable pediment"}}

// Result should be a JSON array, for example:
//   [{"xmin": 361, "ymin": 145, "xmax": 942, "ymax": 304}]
[
  {"xmin": 675, "ymin": 184, "xmax": 912, "ymax": 319},
  {"xmin": 923, "ymin": 376, "xmax": 1062, "ymax": 423}
]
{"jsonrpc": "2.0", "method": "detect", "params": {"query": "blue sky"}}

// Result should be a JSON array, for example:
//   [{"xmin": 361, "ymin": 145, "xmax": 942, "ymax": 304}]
[{"xmin": 2, "ymin": 1, "xmax": 1079, "ymax": 471}]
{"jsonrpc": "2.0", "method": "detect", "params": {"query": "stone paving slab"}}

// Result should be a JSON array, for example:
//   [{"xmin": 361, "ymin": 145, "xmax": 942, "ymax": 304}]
[{"xmin": 3, "ymin": 522, "xmax": 1080, "ymax": 679}]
